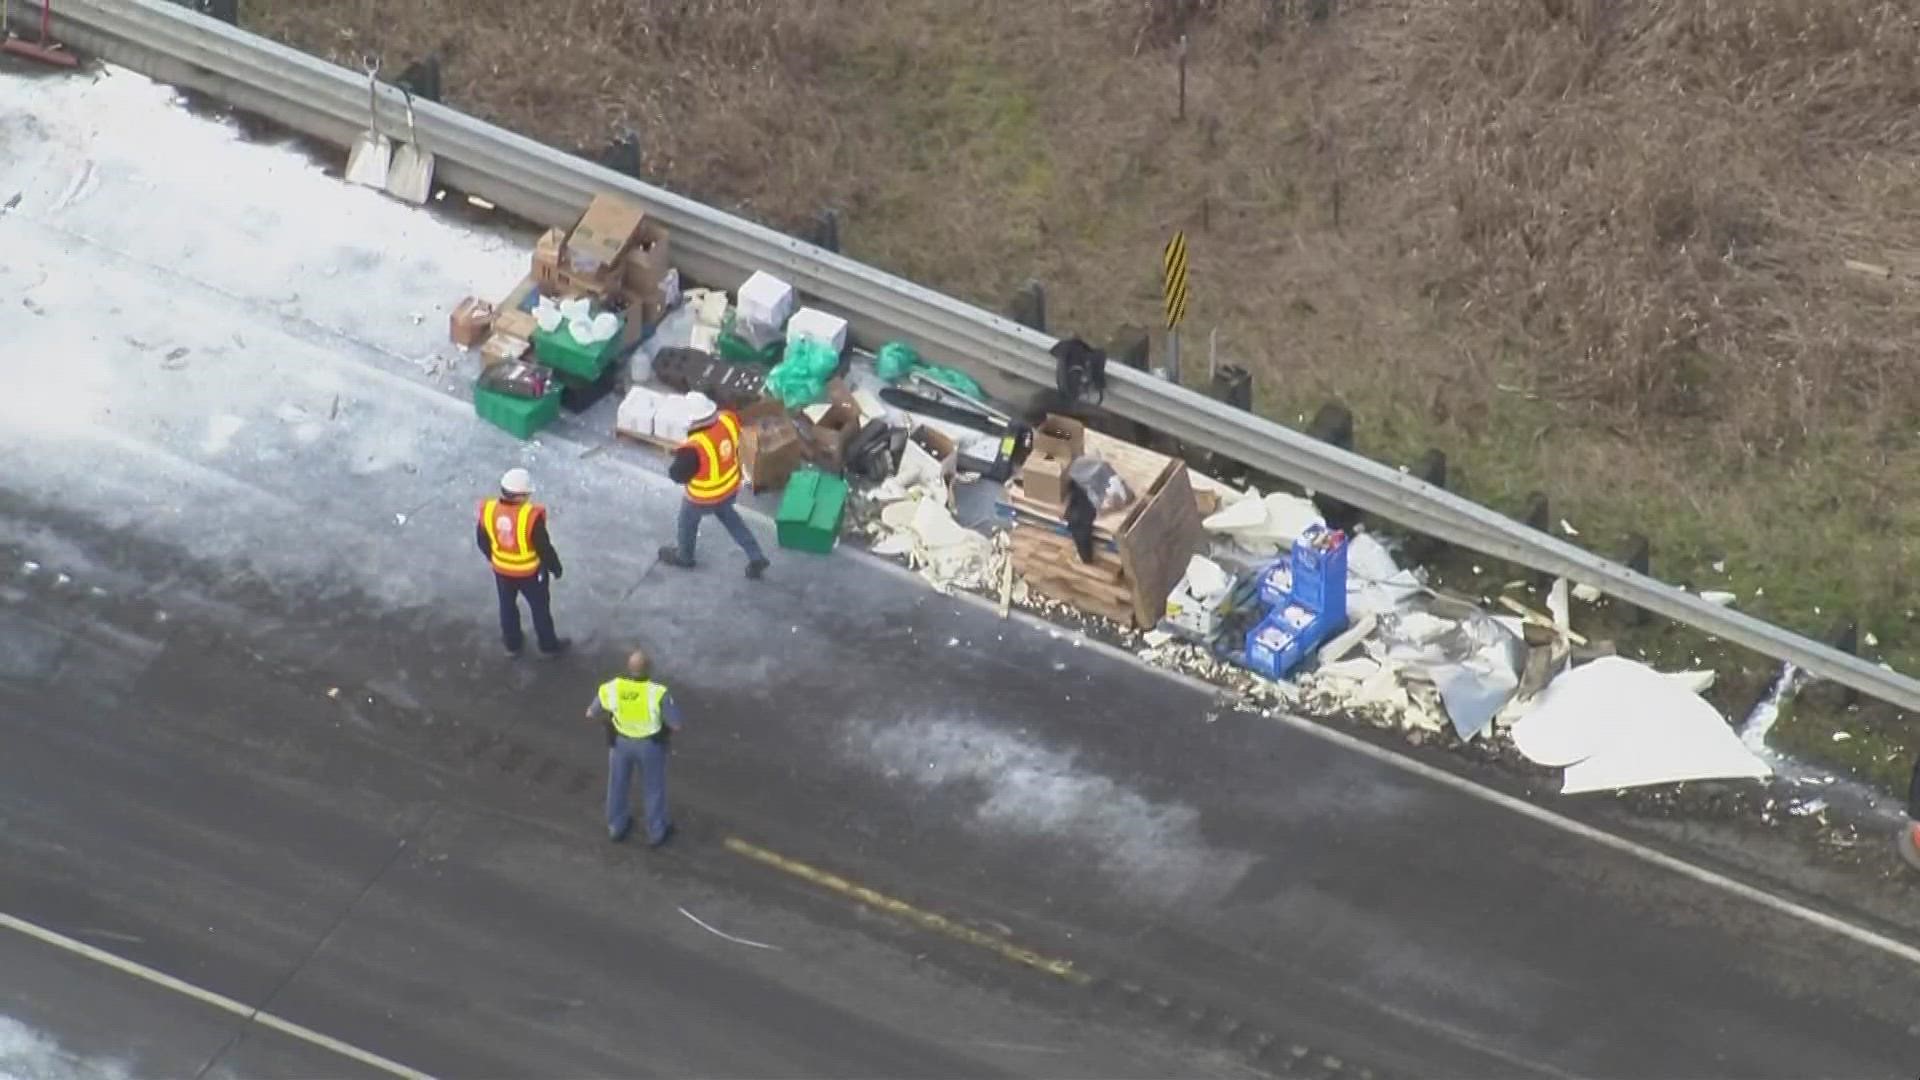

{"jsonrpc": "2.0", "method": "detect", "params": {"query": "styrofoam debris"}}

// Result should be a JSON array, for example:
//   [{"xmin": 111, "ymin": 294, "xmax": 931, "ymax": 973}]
[
  {"xmin": 1832, "ymin": 731, "xmax": 1852, "ymax": 742},
  {"xmin": 1698, "ymin": 590, "xmax": 1737, "ymax": 607},
  {"xmin": 1572, "ymin": 583, "xmax": 1603, "ymax": 603}
]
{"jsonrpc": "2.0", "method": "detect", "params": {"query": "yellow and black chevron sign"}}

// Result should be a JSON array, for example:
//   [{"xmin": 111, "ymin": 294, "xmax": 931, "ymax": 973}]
[{"xmin": 1162, "ymin": 232, "xmax": 1189, "ymax": 330}]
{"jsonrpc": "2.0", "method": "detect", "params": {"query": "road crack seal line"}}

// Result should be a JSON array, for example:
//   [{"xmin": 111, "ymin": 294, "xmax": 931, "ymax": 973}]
[{"xmin": 720, "ymin": 836, "xmax": 1382, "ymax": 1079}]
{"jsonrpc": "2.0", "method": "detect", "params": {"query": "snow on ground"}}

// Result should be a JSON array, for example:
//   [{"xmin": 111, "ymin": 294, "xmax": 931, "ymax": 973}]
[
  {"xmin": 0, "ymin": 1016, "xmax": 135, "ymax": 1080},
  {"xmin": 0, "ymin": 65, "xmax": 1253, "ymax": 901}
]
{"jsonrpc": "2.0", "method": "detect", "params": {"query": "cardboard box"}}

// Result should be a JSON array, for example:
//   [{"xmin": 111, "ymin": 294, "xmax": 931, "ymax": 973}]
[
  {"xmin": 741, "ymin": 415, "xmax": 809, "ymax": 493},
  {"xmin": 910, "ymin": 425, "xmax": 958, "ymax": 478},
  {"xmin": 493, "ymin": 307, "xmax": 536, "ymax": 342},
  {"xmin": 450, "ymin": 297, "xmax": 494, "ymax": 348},
  {"xmin": 1032, "ymin": 414, "xmax": 1086, "ymax": 462},
  {"xmin": 479, "ymin": 332, "xmax": 530, "ymax": 368},
  {"xmin": 806, "ymin": 401, "xmax": 863, "ymax": 471},
  {"xmin": 1020, "ymin": 453, "xmax": 1069, "ymax": 507},
  {"xmin": 568, "ymin": 196, "xmax": 645, "ymax": 271},
  {"xmin": 620, "ymin": 218, "xmax": 673, "ymax": 299},
  {"xmin": 532, "ymin": 229, "xmax": 565, "ymax": 293}
]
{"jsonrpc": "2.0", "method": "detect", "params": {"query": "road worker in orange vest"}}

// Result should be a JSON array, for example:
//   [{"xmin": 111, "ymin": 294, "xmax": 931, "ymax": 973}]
[
  {"xmin": 476, "ymin": 467, "xmax": 571, "ymax": 659},
  {"xmin": 657, "ymin": 397, "xmax": 770, "ymax": 579}
]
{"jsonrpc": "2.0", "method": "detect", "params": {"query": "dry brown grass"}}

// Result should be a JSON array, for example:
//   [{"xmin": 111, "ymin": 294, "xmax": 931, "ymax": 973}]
[{"xmin": 246, "ymin": 0, "xmax": 1920, "ymax": 711}]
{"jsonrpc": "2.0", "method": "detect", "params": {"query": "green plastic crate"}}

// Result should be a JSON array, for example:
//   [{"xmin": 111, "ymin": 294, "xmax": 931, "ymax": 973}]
[
  {"xmin": 775, "ymin": 467, "xmax": 848, "ymax": 554},
  {"xmin": 531, "ymin": 320, "xmax": 624, "ymax": 380},
  {"xmin": 474, "ymin": 382, "xmax": 562, "ymax": 440}
]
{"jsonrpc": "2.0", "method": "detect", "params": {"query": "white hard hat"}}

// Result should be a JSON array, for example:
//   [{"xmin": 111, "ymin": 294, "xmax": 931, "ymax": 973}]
[
  {"xmin": 500, "ymin": 468, "xmax": 533, "ymax": 496},
  {"xmin": 684, "ymin": 392, "xmax": 719, "ymax": 430}
]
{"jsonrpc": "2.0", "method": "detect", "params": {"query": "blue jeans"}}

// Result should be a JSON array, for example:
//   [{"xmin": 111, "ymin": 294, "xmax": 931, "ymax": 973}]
[
  {"xmin": 607, "ymin": 735, "xmax": 670, "ymax": 843},
  {"xmin": 677, "ymin": 495, "xmax": 765, "ymax": 564},
  {"xmin": 494, "ymin": 572, "xmax": 560, "ymax": 654}
]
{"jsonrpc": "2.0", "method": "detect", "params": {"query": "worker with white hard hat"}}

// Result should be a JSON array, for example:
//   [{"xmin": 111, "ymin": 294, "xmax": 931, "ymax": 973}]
[
  {"xmin": 658, "ymin": 395, "xmax": 770, "ymax": 579},
  {"xmin": 476, "ymin": 467, "xmax": 571, "ymax": 659}
]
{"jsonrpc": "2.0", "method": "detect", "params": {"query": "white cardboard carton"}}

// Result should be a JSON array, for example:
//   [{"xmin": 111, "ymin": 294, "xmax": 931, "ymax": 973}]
[
  {"xmin": 738, "ymin": 270, "xmax": 796, "ymax": 329},
  {"xmin": 785, "ymin": 307, "xmax": 849, "ymax": 353}
]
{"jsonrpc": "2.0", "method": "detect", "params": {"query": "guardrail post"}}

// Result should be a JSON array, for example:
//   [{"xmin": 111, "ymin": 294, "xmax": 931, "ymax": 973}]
[
  {"xmin": 812, "ymin": 209, "xmax": 841, "ymax": 253},
  {"xmin": 1010, "ymin": 280, "xmax": 1047, "ymax": 333},
  {"xmin": 1308, "ymin": 402, "xmax": 1361, "ymax": 530},
  {"xmin": 395, "ymin": 56, "xmax": 442, "ymax": 103},
  {"xmin": 1829, "ymin": 618, "xmax": 1860, "ymax": 708},
  {"xmin": 202, "ymin": 0, "xmax": 237, "ymax": 24},
  {"xmin": 1402, "ymin": 450, "xmax": 1448, "ymax": 562},
  {"xmin": 600, "ymin": 131, "xmax": 642, "ymax": 179},
  {"xmin": 1516, "ymin": 492, "xmax": 1552, "ymax": 588},
  {"xmin": 1211, "ymin": 364, "xmax": 1252, "ymax": 411},
  {"xmin": 1111, "ymin": 326, "xmax": 1150, "ymax": 372},
  {"xmin": 1621, "ymin": 532, "xmax": 1651, "ymax": 624}
]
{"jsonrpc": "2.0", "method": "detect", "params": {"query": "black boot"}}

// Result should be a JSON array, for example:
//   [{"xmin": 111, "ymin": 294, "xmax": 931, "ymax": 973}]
[{"xmin": 658, "ymin": 544, "xmax": 694, "ymax": 569}]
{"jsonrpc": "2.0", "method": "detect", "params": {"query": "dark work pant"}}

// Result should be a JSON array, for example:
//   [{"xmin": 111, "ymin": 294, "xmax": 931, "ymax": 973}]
[
  {"xmin": 494, "ymin": 572, "xmax": 560, "ymax": 654},
  {"xmin": 676, "ymin": 495, "xmax": 765, "ymax": 563}
]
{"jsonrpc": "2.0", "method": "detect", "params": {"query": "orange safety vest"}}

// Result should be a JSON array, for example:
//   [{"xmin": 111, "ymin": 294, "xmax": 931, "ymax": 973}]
[
  {"xmin": 480, "ymin": 497, "xmax": 545, "ymax": 577},
  {"xmin": 682, "ymin": 410, "xmax": 743, "ymax": 505}
]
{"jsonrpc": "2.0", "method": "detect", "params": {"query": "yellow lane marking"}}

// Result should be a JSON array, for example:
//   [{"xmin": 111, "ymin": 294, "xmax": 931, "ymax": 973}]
[{"xmin": 722, "ymin": 837, "xmax": 1092, "ymax": 985}]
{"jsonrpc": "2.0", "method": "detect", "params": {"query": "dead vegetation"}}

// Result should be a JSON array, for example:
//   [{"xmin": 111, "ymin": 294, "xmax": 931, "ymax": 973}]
[{"xmin": 244, "ymin": 0, "xmax": 1920, "ymax": 763}]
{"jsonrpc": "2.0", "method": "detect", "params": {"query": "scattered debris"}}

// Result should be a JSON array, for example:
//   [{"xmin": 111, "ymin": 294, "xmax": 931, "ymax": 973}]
[
  {"xmin": 1571, "ymin": 582, "xmax": 1603, "ymax": 604},
  {"xmin": 1832, "ymin": 731, "xmax": 1852, "ymax": 742},
  {"xmin": 1559, "ymin": 518, "xmax": 1579, "ymax": 536},
  {"xmin": 678, "ymin": 907, "xmax": 782, "ymax": 951},
  {"xmin": 1511, "ymin": 657, "xmax": 1771, "ymax": 794},
  {"xmin": 1698, "ymin": 590, "xmax": 1737, "ymax": 607}
]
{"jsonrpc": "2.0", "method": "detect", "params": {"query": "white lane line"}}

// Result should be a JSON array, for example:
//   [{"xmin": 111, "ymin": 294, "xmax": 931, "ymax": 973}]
[
  {"xmin": 897, "ymin": 563, "xmax": 1920, "ymax": 971},
  {"xmin": 0, "ymin": 912, "xmax": 434, "ymax": 1079}
]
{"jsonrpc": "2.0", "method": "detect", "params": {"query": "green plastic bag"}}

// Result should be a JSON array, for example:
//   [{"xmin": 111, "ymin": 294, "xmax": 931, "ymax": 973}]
[
  {"xmin": 765, "ymin": 336, "xmax": 841, "ymax": 408},
  {"xmin": 914, "ymin": 361, "xmax": 985, "ymax": 402},
  {"xmin": 875, "ymin": 341, "xmax": 920, "ymax": 383}
]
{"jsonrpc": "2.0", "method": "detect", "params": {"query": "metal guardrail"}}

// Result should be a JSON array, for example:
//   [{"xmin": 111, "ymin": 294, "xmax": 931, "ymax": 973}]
[{"xmin": 44, "ymin": 0, "xmax": 1920, "ymax": 712}]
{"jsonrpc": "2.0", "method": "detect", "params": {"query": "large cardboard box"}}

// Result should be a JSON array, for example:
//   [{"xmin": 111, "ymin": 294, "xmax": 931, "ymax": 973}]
[
  {"xmin": 1032, "ymin": 414, "xmax": 1086, "ymax": 462},
  {"xmin": 493, "ymin": 307, "xmax": 537, "ymax": 342},
  {"xmin": 620, "ymin": 218, "xmax": 673, "ymax": 300},
  {"xmin": 741, "ymin": 415, "xmax": 809, "ymax": 493},
  {"xmin": 532, "ymin": 229, "xmax": 565, "ymax": 293},
  {"xmin": 561, "ymin": 195, "xmax": 647, "ymax": 295}
]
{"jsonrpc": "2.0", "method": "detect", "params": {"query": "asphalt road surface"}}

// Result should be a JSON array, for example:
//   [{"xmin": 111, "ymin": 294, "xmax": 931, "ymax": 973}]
[{"xmin": 6, "ymin": 62, "xmax": 1920, "ymax": 1080}]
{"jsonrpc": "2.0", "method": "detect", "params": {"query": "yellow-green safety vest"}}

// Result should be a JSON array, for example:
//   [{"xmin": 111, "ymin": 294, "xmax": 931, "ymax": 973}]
[{"xmin": 598, "ymin": 676, "xmax": 668, "ymax": 740}]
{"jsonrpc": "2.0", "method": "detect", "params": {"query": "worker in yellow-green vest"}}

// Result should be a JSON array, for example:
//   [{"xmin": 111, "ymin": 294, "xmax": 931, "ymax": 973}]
[{"xmin": 584, "ymin": 649, "xmax": 684, "ymax": 846}]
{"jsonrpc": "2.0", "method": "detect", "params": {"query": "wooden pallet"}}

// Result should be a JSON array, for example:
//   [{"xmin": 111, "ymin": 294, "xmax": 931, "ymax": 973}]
[
  {"xmin": 615, "ymin": 425, "xmax": 680, "ymax": 453},
  {"xmin": 1010, "ymin": 524, "xmax": 1136, "ymax": 626}
]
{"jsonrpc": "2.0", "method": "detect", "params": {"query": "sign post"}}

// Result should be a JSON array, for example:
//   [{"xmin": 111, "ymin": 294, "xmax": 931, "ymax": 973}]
[{"xmin": 1162, "ymin": 231, "xmax": 1190, "ymax": 384}]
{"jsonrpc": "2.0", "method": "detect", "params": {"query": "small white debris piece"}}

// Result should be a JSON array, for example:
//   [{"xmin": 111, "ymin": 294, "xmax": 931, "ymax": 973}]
[
  {"xmin": 1559, "ymin": 518, "xmax": 1579, "ymax": 537},
  {"xmin": 21, "ymin": 561, "xmax": 39, "ymax": 575},
  {"xmin": 467, "ymin": 195, "xmax": 496, "ymax": 210},
  {"xmin": 327, "ymin": 687, "xmax": 341, "ymax": 699},
  {"xmin": 947, "ymin": 637, "xmax": 959, "ymax": 647},
  {"xmin": 1698, "ymin": 590, "xmax": 1736, "ymax": 607},
  {"xmin": 1789, "ymin": 798, "xmax": 1828, "ymax": 817},
  {"xmin": 54, "ymin": 573, "xmax": 71, "ymax": 586},
  {"xmin": 394, "ymin": 513, "xmax": 408, "ymax": 526},
  {"xmin": 1142, "ymin": 629, "xmax": 1174, "ymax": 648},
  {"xmin": 1712, "ymin": 560, "xmax": 1727, "ymax": 574},
  {"xmin": 1472, "ymin": 565, "xmax": 1483, "ymax": 575},
  {"xmin": 1864, "ymin": 631, "xmax": 1880, "ymax": 647},
  {"xmin": 1572, "ymin": 583, "xmax": 1603, "ymax": 604},
  {"xmin": 1832, "ymin": 731, "xmax": 1852, "ymax": 742}
]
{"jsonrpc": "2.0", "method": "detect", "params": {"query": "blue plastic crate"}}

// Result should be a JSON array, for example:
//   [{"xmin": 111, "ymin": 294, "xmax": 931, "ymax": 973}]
[
  {"xmin": 1244, "ymin": 602, "xmax": 1327, "ymax": 680},
  {"xmin": 1254, "ymin": 559, "xmax": 1291, "ymax": 608},
  {"xmin": 1289, "ymin": 526, "xmax": 1349, "ymax": 622}
]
